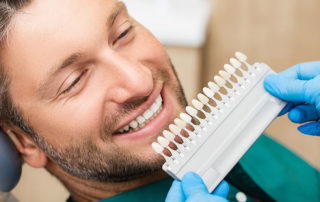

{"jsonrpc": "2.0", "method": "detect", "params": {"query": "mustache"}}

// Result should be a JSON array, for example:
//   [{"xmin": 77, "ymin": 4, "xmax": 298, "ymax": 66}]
[
  {"xmin": 120, "ymin": 96, "xmax": 148, "ymax": 114},
  {"xmin": 102, "ymin": 96, "xmax": 148, "ymax": 140}
]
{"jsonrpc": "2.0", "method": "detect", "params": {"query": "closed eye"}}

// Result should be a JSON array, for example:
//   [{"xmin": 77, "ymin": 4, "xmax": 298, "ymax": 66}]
[
  {"xmin": 61, "ymin": 69, "xmax": 88, "ymax": 95},
  {"xmin": 113, "ymin": 25, "xmax": 133, "ymax": 45}
]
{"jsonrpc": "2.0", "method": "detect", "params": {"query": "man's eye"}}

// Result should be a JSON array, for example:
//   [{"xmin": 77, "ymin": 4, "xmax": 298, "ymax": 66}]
[
  {"xmin": 61, "ymin": 69, "xmax": 88, "ymax": 95},
  {"xmin": 117, "ymin": 26, "xmax": 131, "ymax": 39},
  {"xmin": 113, "ymin": 25, "xmax": 133, "ymax": 45}
]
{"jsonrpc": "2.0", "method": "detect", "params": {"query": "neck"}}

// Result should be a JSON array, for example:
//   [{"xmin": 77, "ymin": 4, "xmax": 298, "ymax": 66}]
[{"xmin": 46, "ymin": 161, "xmax": 169, "ymax": 202}]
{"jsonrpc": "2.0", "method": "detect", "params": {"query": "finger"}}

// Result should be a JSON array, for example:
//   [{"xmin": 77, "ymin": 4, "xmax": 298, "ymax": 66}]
[
  {"xmin": 298, "ymin": 122, "xmax": 320, "ymax": 136},
  {"xmin": 181, "ymin": 172, "xmax": 209, "ymax": 198},
  {"xmin": 278, "ymin": 62, "xmax": 320, "ymax": 79},
  {"xmin": 279, "ymin": 102, "xmax": 303, "ymax": 116},
  {"xmin": 212, "ymin": 181, "xmax": 229, "ymax": 198},
  {"xmin": 264, "ymin": 74, "xmax": 308, "ymax": 102},
  {"xmin": 288, "ymin": 104, "xmax": 319, "ymax": 123},
  {"xmin": 165, "ymin": 180, "xmax": 185, "ymax": 202}
]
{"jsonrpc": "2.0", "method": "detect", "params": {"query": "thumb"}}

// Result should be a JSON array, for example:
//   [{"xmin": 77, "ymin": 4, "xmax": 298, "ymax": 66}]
[
  {"xmin": 181, "ymin": 172, "xmax": 209, "ymax": 198},
  {"xmin": 298, "ymin": 122, "xmax": 320, "ymax": 136}
]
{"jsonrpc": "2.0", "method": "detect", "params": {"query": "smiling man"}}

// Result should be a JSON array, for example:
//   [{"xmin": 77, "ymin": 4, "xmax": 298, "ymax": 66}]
[{"xmin": 0, "ymin": 0, "xmax": 189, "ymax": 200}]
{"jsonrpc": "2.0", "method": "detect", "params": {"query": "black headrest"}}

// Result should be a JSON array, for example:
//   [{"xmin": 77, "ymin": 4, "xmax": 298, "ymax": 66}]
[{"xmin": 0, "ymin": 130, "xmax": 22, "ymax": 192}]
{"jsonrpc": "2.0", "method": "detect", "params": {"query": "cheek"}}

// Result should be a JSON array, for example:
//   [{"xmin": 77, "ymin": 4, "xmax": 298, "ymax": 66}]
[
  {"xmin": 29, "ymin": 96, "xmax": 105, "ymax": 146},
  {"xmin": 132, "ymin": 27, "xmax": 169, "ymax": 67}
]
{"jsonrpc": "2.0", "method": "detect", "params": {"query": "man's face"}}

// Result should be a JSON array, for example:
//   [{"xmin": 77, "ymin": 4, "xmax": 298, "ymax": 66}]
[{"xmin": 1, "ymin": 0, "xmax": 186, "ymax": 181}]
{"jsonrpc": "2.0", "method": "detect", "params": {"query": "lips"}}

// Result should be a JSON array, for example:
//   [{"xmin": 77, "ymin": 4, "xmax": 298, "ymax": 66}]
[{"xmin": 116, "ymin": 95, "xmax": 163, "ymax": 134}]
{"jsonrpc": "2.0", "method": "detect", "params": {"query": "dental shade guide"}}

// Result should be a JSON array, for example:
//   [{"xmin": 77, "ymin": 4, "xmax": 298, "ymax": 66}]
[{"xmin": 152, "ymin": 52, "xmax": 286, "ymax": 192}]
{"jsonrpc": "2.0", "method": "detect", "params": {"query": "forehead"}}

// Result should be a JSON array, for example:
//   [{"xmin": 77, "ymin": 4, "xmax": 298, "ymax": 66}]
[{"xmin": 1, "ymin": 0, "xmax": 121, "ymax": 92}]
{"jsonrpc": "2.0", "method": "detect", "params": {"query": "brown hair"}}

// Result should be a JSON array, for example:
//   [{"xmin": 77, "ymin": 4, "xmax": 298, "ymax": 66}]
[{"xmin": 0, "ymin": 0, "xmax": 38, "ymax": 139}]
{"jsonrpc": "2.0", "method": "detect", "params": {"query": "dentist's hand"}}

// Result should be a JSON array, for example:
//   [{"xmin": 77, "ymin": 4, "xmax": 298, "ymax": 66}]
[
  {"xmin": 166, "ymin": 172, "xmax": 229, "ymax": 202},
  {"xmin": 264, "ymin": 61, "xmax": 320, "ymax": 136}
]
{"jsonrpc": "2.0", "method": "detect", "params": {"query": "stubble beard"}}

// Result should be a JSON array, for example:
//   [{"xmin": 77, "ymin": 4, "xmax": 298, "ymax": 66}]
[{"xmin": 37, "ymin": 61, "xmax": 188, "ymax": 183}]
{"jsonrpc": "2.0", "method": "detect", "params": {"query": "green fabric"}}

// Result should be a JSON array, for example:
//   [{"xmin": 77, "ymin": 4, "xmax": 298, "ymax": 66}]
[
  {"xmin": 226, "ymin": 163, "xmax": 275, "ymax": 201},
  {"xmin": 239, "ymin": 135, "xmax": 320, "ymax": 202},
  {"xmin": 97, "ymin": 177, "xmax": 257, "ymax": 202},
  {"xmin": 99, "ymin": 178, "xmax": 173, "ymax": 202}
]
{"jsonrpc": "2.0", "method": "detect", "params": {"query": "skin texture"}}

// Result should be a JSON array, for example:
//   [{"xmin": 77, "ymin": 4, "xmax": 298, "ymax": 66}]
[{"xmin": 0, "ymin": 0, "xmax": 187, "ymax": 201}]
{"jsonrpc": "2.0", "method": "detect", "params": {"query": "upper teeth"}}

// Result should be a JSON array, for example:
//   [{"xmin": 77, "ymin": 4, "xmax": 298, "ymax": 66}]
[{"xmin": 117, "ymin": 95, "xmax": 163, "ymax": 134}]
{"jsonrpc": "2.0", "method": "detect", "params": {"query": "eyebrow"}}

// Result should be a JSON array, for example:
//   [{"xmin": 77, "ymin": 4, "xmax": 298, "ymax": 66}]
[{"xmin": 37, "ymin": 2, "xmax": 126, "ymax": 98}]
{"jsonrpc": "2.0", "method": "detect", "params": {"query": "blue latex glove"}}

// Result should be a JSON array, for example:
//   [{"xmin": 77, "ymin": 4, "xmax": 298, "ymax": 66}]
[
  {"xmin": 264, "ymin": 61, "xmax": 320, "ymax": 136},
  {"xmin": 165, "ymin": 172, "xmax": 229, "ymax": 202}
]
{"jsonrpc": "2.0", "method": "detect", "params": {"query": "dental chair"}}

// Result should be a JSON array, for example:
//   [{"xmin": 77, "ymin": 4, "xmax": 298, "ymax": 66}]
[{"xmin": 0, "ymin": 129, "xmax": 22, "ymax": 202}]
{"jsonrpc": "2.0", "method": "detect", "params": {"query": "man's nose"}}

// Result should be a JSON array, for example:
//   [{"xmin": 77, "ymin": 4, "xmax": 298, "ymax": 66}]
[{"xmin": 101, "ymin": 52, "xmax": 154, "ymax": 104}]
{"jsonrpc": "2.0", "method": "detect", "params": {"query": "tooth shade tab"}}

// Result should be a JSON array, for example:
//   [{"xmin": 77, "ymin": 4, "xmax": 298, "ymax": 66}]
[
  {"xmin": 192, "ymin": 99, "xmax": 204, "ymax": 110},
  {"xmin": 230, "ymin": 58, "xmax": 241, "ymax": 68},
  {"xmin": 170, "ymin": 124, "xmax": 181, "ymax": 135},
  {"xmin": 235, "ymin": 52, "xmax": 248, "ymax": 62},
  {"xmin": 224, "ymin": 64, "xmax": 236, "ymax": 74},
  {"xmin": 219, "ymin": 70, "xmax": 231, "ymax": 80},
  {"xmin": 214, "ymin": 76, "xmax": 226, "ymax": 87},
  {"xmin": 152, "ymin": 142, "xmax": 163, "ymax": 154},
  {"xmin": 198, "ymin": 93, "xmax": 209, "ymax": 104},
  {"xmin": 180, "ymin": 113, "xmax": 192, "ymax": 123},
  {"xmin": 158, "ymin": 136, "xmax": 170, "ymax": 147},
  {"xmin": 186, "ymin": 106, "xmax": 198, "ymax": 117},
  {"xmin": 174, "ymin": 118, "xmax": 186, "ymax": 128},
  {"xmin": 208, "ymin": 82, "xmax": 220, "ymax": 92},
  {"xmin": 163, "ymin": 130, "xmax": 175, "ymax": 141},
  {"xmin": 203, "ymin": 87, "xmax": 214, "ymax": 98}
]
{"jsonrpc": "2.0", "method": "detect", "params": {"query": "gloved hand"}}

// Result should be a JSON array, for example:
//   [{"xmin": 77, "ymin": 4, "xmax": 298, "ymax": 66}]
[
  {"xmin": 165, "ymin": 172, "xmax": 229, "ymax": 202},
  {"xmin": 264, "ymin": 61, "xmax": 320, "ymax": 136}
]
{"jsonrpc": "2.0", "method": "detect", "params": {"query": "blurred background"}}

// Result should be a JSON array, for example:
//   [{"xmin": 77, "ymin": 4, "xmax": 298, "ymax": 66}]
[{"xmin": 10, "ymin": 0, "xmax": 320, "ymax": 201}]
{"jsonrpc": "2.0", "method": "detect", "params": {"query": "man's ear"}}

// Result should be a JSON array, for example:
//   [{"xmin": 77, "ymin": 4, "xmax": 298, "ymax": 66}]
[{"xmin": 2, "ymin": 125, "xmax": 48, "ymax": 168}]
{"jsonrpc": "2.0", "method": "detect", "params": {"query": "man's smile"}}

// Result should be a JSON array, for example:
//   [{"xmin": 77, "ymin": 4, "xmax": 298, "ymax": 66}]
[
  {"xmin": 115, "ymin": 94, "xmax": 163, "ymax": 134},
  {"xmin": 112, "ymin": 84, "xmax": 174, "ymax": 141}
]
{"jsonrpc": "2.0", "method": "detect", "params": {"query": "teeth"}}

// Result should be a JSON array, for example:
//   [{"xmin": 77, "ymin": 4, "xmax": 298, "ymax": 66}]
[
  {"xmin": 143, "ymin": 110, "xmax": 153, "ymax": 120},
  {"xmin": 156, "ymin": 95, "xmax": 163, "ymax": 104},
  {"xmin": 116, "ymin": 95, "xmax": 163, "ymax": 133},
  {"xmin": 124, "ymin": 126, "xmax": 129, "ymax": 131},
  {"xmin": 129, "ymin": 120, "xmax": 138, "ymax": 129},
  {"xmin": 151, "ymin": 102, "xmax": 160, "ymax": 112},
  {"xmin": 137, "ymin": 116, "xmax": 146, "ymax": 124}
]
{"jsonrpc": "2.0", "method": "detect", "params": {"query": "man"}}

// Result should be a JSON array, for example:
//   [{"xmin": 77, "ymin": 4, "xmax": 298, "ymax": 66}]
[
  {"xmin": 0, "ymin": 0, "xmax": 318, "ymax": 202},
  {"xmin": 0, "ymin": 0, "xmax": 228, "ymax": 201}
]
